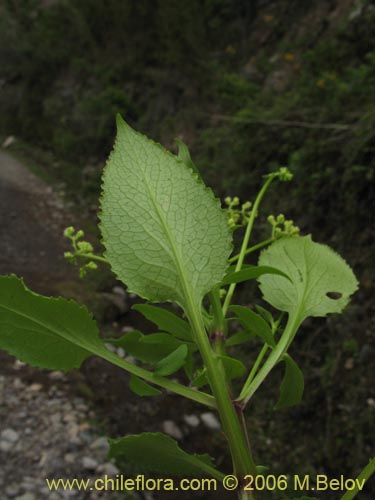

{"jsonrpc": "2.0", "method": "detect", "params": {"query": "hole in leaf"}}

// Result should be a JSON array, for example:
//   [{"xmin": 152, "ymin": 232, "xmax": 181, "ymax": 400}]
[{"xmin": 326, "ymin": 291, "xmax": 342, "ymax": 300}]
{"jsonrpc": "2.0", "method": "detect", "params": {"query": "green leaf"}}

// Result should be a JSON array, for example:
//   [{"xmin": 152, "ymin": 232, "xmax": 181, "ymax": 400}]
[
  {"xmin": 225, "ymin": 330, "xmax": 254, "ymax": 347},
  {"xmin": 109, "ymin": 432, "xmax": 224, "ymax": 479},
  {"xmin": 230, "ymin": 306, "xmax": 275, "ymax": 347},
  {"xmin": 221, "ymin": 265, "xmax": 290, "ymax": 286},
  {"xmin": 100, "ymin": 116, "xmax": 231, "ymax": 310},
  {"xmin": 107, "ymin": 331, "xmax": 185, "ymax": 365},
  {"xmin": 0, "ymin": 275, "xmax": 98, "ymax": 370},
  {"xmin": 275, "ymin": 354, "xmax": 304, "ymax": 409},
  {"xmin": 0, "ymin": 279, "xmax": 215, "ymax": 409},
  {"xmin": 255, "ymin": 305, "xmax": 274, "ymax": 326},
  {"xmin": 191, "ymin": 368, "xmax": 209, "ymax": 388},
  {"xmin": 133, "ymin": 304, "xmax": 192, "ymax": 341},
  {"xmin": 258, "ymin": 235, "xmax": 358, "ymax": 322},
  {"xmin": 129, "ymin": 375, "xmax": 161, "ymax": 397},
  {"xmin": 175, "ymin": 138, "xmax": 201, "ymax": 178},
  {"xmin": 155, "ymin": 344, "xmax": 188, "ymax": 376},
  {"xmin": 217, "ymin": 355, "xmax": 247, "ymax": 381}
]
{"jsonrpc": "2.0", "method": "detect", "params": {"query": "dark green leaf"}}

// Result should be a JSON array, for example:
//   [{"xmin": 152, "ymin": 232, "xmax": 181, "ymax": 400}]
[
  {"xmin": 0, "ymin": 276, "xmax": 98, "ymax": 371},
  {"xmin": 218, "ymin": 355, "xmax": 246, "ymax": 381},
  {"xmin": 107, "ymin": 331, "xmax": 183, "ymax": 364},
  {"xmin": 221, "ymin": 265, "xmax": 290, "ymax": 286},
  {"xmin": 191, "ymin": 368, "xmax": 209, "ymax": 388},
  {"xmin": 275, "ymin": 354, "xmax": 304, "ymax": 409},
  {"xmin": 109, "ymin": 432, "xmax": 224, "ymax": 479},
  {"xmin": 175, "ymin": 138, "xmax": 201, "ymax": 178},
  {"xmin": 129, "ymin": 375, "xmax": 161, "ymax": 397},
  {"xmin": 225, "ymin": 330, "xmax": 254, "ymax": 347},
  {"xmin": 154, "ymin": 344, "xmax": 188, "ymax": 376},
  {"xmin": 255, "ymin": 305, "xmax": 274, "ymax": 326},
  {"xmin": 133, "ymin": 304, "xmax": 192, "ymax": 341},
  {"xmin": 230, "ymin": 306, "xmax": 275, "ymax": 348}
]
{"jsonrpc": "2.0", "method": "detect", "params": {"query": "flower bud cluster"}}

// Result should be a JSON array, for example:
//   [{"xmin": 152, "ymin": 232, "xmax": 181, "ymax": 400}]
[
  {"xmin": 267, "ymin": 214, "xmax": 300, "ymax": 239},
  {"xmin": 63, "ymin": 226, "xmax": 98, "ymax": 278},
  {"xmin": 224, "ymin": 197, "xmax": 252, "ymax": 230}
]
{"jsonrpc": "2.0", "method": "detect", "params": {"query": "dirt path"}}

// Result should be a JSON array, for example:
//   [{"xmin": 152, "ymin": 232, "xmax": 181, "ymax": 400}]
[
  {"xmin": 0, "ymin": 150, "xmax": 123, "ymax": 500},
  {"xmin": 0, "ymin": 150, "xmax": 73, "ymax": 294}
]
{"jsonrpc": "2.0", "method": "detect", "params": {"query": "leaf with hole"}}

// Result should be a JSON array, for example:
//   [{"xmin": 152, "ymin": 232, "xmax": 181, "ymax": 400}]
[{"xmin": 258, "ymin": 235, "xmax": 358, "ymax": 322}]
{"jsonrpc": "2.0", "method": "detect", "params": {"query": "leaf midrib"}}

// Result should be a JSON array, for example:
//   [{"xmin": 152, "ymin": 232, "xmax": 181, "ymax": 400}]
[{"xmin": 141, "ymin": 169, "xmax": 199, "ymax": 311}]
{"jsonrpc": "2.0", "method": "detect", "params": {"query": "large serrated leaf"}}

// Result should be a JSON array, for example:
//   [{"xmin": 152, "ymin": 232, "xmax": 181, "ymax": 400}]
[
  {"xmin": 99, "ymin": 116, "xmax": 231, "ymax": 309},
  {"xmin": 0, "ymin": 275, "xmax": 97, "ymax": 370},
  {"xmin": 109, "ymin": 432, "xmax": 224, "ymax": 479},
  {"xmin": 258, "ymin": 235, "xmax": 358, "ymax": 322}
]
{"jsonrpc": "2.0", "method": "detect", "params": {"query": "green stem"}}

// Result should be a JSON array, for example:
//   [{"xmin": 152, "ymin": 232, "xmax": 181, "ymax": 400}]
[
  {"xmin": 228, "ymin": 238, "xmax": 275, "ymax": 264},
  {"xmin": 238, "ymin": 313, "xmax": 302, "ymax": 406},
  {"xmin": 223, "ymin": 175, "xmax": 276, "ymax": 317},
  {"xmin": 208, "ymin": 289, "xmax": 227, "ymax": 355},
  {"xmin": 77, "ymin": 252, "xmax": 109, "ymax": 264},
  {"xmin": 186, "ymin": 303, "xmax": 257, "ymax": 482},
  {"xmin": 340, "ymin": 457, "xmax": 375, "ymax": 500},
  {"xmin": 242, "ymin": 344, "xmax": 269, "ymax": 395},
  {"xmin": 96, "ymin": 348, "xmax": 216, "ymax": 408}
]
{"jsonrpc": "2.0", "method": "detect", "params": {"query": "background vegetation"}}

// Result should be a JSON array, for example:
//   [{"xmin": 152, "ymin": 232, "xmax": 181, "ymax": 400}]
[{"xmin": 0, "ymin": 0, "xmax": 373, "ymax": 498}]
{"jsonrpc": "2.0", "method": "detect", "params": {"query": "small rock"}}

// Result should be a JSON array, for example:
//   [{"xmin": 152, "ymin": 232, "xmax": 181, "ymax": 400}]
[
  {"xmin": 6, "ymin": 483, "xmax": 20, "ymax": 496},
  {"xmin": 116, "ymin": 347, "xmax": 126, "ymax": 358},
  {"xmin": 200, "ymin": 412, "xmax": 221, "ymax": 431},
  {"xmin": 2, "ymin": 135, "xmax": 16, "ymax": 148},
  {"xmin": 90, "ymin": 436, "xmax": 109, "ymax": 453},
  {"xmin": 344, "ymin": 358, "xmax": 354, "ymax": 370},
  {"xmin": 48, "ymin": 371, "xmax": 65, "ymax": 381},
  {"xmin": 96, "ymin": 462, "xmax": 120, "ymax": 476},
  {"xmin": 162, "ymin": 420, "xmax": 183, "ymax": 440},
  {"xmin": 1, "ymin": 428, "xmax": 19, "ymax": 443},
  {"xmin": 29, "ymin": 383, "xmax": 43, "ymax": 392},
  {"xmin": 82, "ymin": 456, "xmax": 99, "ymax": 470},
  {"xmin": 183, "ymin": 414, "xmax": 200, "ymax": 427},
  {"xmin": 104, "ymin": 343, "xmax": 117, "ymax": 353},
  {"xmin": 15, "ymin": 494, "xmax": 36, "ymax": 500},
  {"xmin": 121, "ymin": 326, "xmax": 134, "ymax": 333},
  {"xmin": 0, "ymin": 441, "xmax": 13, "ymax": 452},
  {"xmin": 13, "ymin": 360, "xmax": 26, "ymax": 369},
  {"xmin": 64, "ymin": 453, "xmax": 76, "ymax": 464},
  {"xmin": 112, "ymin": 285, "xmax": 126, "ymax": 297}
]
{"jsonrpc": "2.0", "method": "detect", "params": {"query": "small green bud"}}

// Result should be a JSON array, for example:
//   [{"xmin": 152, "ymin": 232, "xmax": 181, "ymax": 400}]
[
  {"xmin": 276, "ymin": 214, "xmax": 285, "ymax": 224},
  {"xmin": 232, "ymin": 196, "xmax": 240, "ymax": 206},
  {"xmin": 86, "ymin": 261, "xmax": 98, "ymax": 270},
  {"xmin": 219, "ymin": 288, "xmax": 227, "ymax": 298},
  {"xmin": 77, "ymin": 241, "xmax": 94, "ymax": 253},
  {"xmin": 224, "ymin": 196, "xmax": 232, "ymax": 205},
  {"xmin": 242, "ymin": 201, "xmax": 251, "ymax": 210},
  {"xmin": 267, "ymin": 215, "xmax": 276, "ymax": 225},
  {"xmin": 278, "ymin": 167, "xmax": 293, "ymax": 181},
  {"xmin": 75, "ymin": 230, "xmax": 85, "ymax": 240},
  {"xmin": 64, "ymin": 251, "xmax": 74, "ymax": 259},
  {"xmin": 63, "ymin": 226, "xmax": 75, "ymax": 238}
]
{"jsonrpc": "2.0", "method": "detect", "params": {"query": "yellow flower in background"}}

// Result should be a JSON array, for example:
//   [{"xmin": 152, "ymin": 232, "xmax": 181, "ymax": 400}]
[
  {"xmin": 316, "ymin": 78, "xmax": 326, "ymax": 88},
  {"xmin": 284, "ymin": 53, "xmax": 296, "ymax": 62}
]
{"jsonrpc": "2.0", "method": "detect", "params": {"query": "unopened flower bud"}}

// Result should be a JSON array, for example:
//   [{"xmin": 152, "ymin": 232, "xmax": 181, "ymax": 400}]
[
  {"xmin": 63, "ymin": 226, "xmax": 75, "ymax": 238},
  {"xmin": 77, "ymin": 241, "xmax": 94, "ymax": 253}
]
